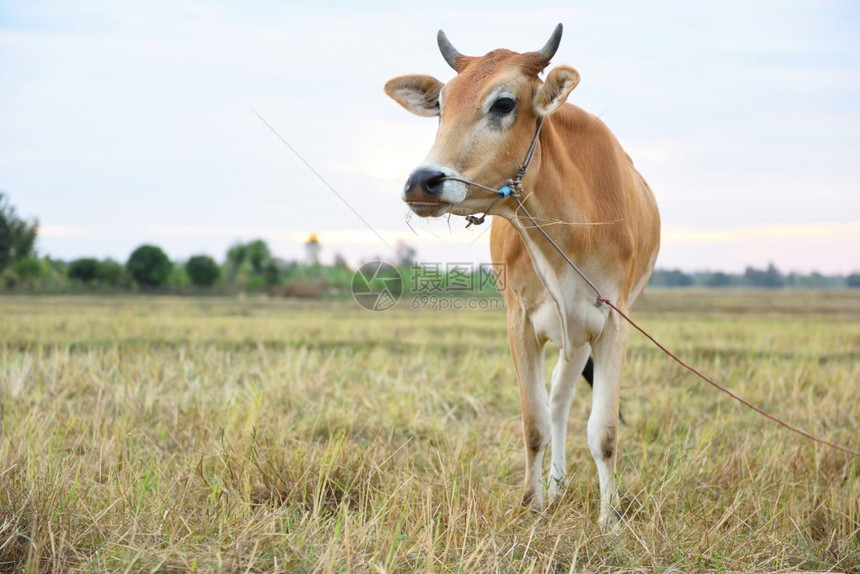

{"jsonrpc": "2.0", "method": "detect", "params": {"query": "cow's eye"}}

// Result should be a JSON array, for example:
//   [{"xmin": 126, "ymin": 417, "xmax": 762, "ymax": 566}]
[{"xmin": 490, "ymin": 97, "xmax": 516, "ymax": 114}]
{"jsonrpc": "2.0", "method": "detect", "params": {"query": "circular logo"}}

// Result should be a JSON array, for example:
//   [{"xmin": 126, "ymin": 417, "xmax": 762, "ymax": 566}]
[{"xmin": 351, "ymin": 261, "xmax": 403, "ymax": 311}]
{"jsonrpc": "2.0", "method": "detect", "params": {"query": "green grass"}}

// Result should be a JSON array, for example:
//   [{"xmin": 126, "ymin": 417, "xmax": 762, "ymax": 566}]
[{"xmin": 0, "ymin": 291, "xmax": 858, "ymax": 572}]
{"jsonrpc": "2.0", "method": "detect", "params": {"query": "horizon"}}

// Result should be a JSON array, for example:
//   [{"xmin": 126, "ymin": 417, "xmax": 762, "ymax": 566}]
[{"xmin": 18, "ymin": 221, "xmax": 860, "ymax": 278}]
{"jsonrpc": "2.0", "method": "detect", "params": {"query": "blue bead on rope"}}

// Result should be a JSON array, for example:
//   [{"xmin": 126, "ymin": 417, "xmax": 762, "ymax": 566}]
[{"xmin": 498, "ymin": 185, "xmax": 513, "ymax": 198}]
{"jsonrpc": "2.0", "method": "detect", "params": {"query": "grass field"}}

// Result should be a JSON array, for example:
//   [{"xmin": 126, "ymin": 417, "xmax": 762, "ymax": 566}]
[{"xmin": 0, "ymin": 290, "xmax": 858, "ymax": 572}]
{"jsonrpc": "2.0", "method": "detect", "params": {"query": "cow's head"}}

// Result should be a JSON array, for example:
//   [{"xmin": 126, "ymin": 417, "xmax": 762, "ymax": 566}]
[{"xmin": 385, "ymin": 24, "xmax": 580, "ymax": 218}]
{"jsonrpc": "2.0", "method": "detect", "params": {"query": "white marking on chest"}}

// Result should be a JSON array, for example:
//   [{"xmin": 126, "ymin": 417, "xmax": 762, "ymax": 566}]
[
  {"xmin": 531, "ymin": 298, "xmax": 563, "ymax": 347},
  {"xmin": 513, "ymin": 220, "xmax": 607, "ymax": 357}
]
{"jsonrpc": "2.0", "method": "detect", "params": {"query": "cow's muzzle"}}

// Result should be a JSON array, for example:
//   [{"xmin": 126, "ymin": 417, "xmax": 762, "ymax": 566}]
[
  {"xmin": 404, "ymin": 168, "xmax": 446, "ymax": 197},
  {"xmin": 402, "ymin": 164, "xmax": 469, "ymax": 217}
]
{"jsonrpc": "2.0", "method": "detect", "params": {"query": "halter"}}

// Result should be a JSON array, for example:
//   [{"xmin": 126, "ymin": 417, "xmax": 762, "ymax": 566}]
[
  {"xmin": 441, "ymin": 117, "xmax": 545, "ymax": 227},
  {"xmin": 442, "ymin": 115, "xmax": 607, "ymax": 300}
]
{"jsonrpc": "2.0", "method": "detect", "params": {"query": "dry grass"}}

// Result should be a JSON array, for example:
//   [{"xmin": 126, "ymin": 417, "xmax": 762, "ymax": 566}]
[{"xmin": 0, "ymin": 291, "xmax": 858, "ymax": 572}]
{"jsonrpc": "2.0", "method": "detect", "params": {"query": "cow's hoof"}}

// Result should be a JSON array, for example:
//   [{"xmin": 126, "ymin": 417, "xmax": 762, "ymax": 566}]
[
  {"xmin": 547, "ymin": 477, "xmax": 565, "ymax": 503},
  {"xmin": 598, "ymin": 506, "xmax": 622, "ymax": 532},
  {"xmin": 521, "ymin": 490, "xmax": 544, "ymax": 513}
]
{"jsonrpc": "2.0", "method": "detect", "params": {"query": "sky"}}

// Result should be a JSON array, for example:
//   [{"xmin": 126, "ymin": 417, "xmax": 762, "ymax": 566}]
[{"xmin": 1, "ymin": 0, "xmax": 859, "ymax": 273}]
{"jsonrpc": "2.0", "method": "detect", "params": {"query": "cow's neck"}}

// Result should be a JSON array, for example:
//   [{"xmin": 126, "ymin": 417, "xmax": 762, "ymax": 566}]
[
  {"xmin": 500, "ymin": 123, "xmax": 592, "ymax": 283},
  {"xmin": 494, "ymin": 125, "xmax": 609, "ymax": 355}
]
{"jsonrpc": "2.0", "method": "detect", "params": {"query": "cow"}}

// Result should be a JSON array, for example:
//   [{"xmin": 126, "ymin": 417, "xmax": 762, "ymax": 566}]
[{"xmin": 384, "ymin": 24, "xmax": 660, "ymax": 530}]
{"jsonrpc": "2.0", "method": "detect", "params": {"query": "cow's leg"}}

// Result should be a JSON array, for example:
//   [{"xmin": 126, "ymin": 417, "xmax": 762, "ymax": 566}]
[
  {"xmin": 548, "ymin": 344, "xmax": 591, "ymax": 501},
  {"xmin": 506, "ymin": 316, "xmax": 549, "ymax": 510},
  {"xmin": 588, "ymin": 310, "xmax": 628, "ymax": 531}
]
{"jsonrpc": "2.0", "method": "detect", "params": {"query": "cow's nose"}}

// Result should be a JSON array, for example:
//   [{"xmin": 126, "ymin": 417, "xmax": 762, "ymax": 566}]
[{"xmin": 405, "ymin": 169, "xmax": 447, "ymax": 196}]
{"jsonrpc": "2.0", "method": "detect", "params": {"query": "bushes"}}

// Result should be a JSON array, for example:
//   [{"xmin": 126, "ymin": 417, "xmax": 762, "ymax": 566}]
[
  {"xmin": 1, "ymin": 237, "xmax": 346, "ymax": 296},
  {"xmin": 98, "ymin": 260, "xmax": 126, "ymax": 287},
  {"xmin": 1, "ymin": 257, "xmax": 46, "ymax": 288},
  {"xmin": 62, "ymin": 250, "xmax": 222, "ymax": 291},
  {"xmin": 67, "ymin": 258, "xmax": 101, "ymax": 284},
  {"xmin": 186, "ymin": 255, "xmax": 220, "ymax": 287},
  {"xmin": 0, "ymin": 194, "xmax": 350, "ymax": 295},
  {"xmin": 127, "ymin": 245, "xmax": 172, "ymax": 288},
  {"xmin": 67, "ymin": 258, "xmax": 127, "ymax": 287}
]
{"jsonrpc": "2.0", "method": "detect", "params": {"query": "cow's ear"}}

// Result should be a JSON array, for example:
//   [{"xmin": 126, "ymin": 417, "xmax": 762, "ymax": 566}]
[
  {"xmin": 533, "ymin": 66, "xmax": 580, "ymax": 116},
  {"xmin": 384, "ymin": 75, "xmax": 443, "ymax": 117}
]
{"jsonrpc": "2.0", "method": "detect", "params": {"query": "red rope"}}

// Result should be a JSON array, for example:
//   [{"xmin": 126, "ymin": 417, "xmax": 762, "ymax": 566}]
[{"xmin": 595, "ymin": 296, "xmax": 859, "ymax": 457}]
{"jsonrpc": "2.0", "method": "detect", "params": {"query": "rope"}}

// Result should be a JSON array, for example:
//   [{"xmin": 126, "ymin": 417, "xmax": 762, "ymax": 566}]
[
  {"xmin": 446, "ymin": 114, "xmax": 859, "ymax": 458},
  {"xmin": 441, "ymin": 118, "xmax": 545, "ymax": 228},
  {"xmin": 512, "ymin": 194, "xmax": 605, "ymax": 301},
  {"xmin": 596, "ymin": 296, "xmax": 860, "ymax": 457},
  {"xmin": 441, "ymin": 176, "xmax": 503, "ymax": 196},
  {"xmin": 514, "ymin": 191, "xmax": 860, "ymax": 458},
  {"xmin": 514, "ymin": 117, "xmax": 543, "ymax": 184}
]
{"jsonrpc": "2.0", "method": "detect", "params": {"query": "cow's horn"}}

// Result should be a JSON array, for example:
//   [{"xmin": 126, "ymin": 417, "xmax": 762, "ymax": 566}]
[
  {"xmin": 437, "ymin": 29, "xmax": 462, "ymax": 71},
  {"xmin": 538, "ymin": 23, "xmax": 563, "ymax": 63}
]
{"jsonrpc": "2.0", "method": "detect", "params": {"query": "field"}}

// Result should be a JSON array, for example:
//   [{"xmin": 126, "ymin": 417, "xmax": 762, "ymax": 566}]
[{"xmin": 0, "ymin": 290, "xmax": 858, "ymax": 572}]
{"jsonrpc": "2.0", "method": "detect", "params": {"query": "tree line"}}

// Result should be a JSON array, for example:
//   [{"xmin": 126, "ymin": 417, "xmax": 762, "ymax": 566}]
[
  {"xmin": 2, "ymin": 192, "xmax": 859, "ymax": 294},
  {"xmin": 0, "ymin": 192, "xmax": 355, "ymax": 295},
  {"xmin": 649, "ymin": 265, "xmax": 860, "ymax": 289}
]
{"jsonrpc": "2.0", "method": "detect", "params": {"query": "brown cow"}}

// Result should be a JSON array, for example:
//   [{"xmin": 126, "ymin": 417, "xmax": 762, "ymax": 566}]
[{"xmin": 385, "ymin": 24, "xmax": 660, "ymax": 530}]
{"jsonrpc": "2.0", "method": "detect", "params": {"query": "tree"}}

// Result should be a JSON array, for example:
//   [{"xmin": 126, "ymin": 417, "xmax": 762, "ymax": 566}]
[
  {"xmin": 847, "ymin": 273, "xmax": 860, "ymax": 289},
  {"xmin": 13, "ymin": 257, "xmax": 45, "ymax": 280},
  {"xmin": 246, "ymin": 239, "xmax": 271, "ymax": 275},
  {"xmin": 127, "ymin": 245, "xmax": 172, "ymax": 288},
  {"xmin": 703, "ymin": 271, "xmax": 732, "ymax": 288},
  {"xmin": 226, "ymin": 242, "xmax": 248, "ymax": 280},
  {"xmin": 743, "ymin": 263, "xmax": 784, "ymax": 288},
  {"xmin": 649, "ymin": 269, "xmax": 693, "ymax": 287},
  {"xmin": 0, "ymin": 192, "xmax": 38, "ymax": 273},
  {"xmin": 224, "ymin": 239, "xmax": 273, "ymax": 287},
  {"xmin": 68, "ymin": 258, "xmax": 101, "ymax": 284},
  {"xmin": 4, "ymin": 256, "xmax": 45, "ymax": 288},
  {"xmin": 97, "ymin": 259, "xmax": 126, "ymax": 287},
  {"xmin": 333, "ymin": 253, "xmax": 350, "ymax": 269},
  {"xmin": 262, "ymin": 261, "xmax": 281, "ymax": 287},
  {"xmin": 395, "ymin": 241, "xmax": 417, "ymax": 267},
  {"xmin": 186, "ymin": 255, "xmax": 220, "ymax": 287}
]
